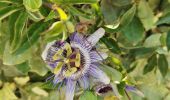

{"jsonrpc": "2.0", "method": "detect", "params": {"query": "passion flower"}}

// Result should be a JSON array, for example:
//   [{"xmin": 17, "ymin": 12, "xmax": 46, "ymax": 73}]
[{"xmin": 41, "ymin": 28, "xmax": 110, "ymax": 100}]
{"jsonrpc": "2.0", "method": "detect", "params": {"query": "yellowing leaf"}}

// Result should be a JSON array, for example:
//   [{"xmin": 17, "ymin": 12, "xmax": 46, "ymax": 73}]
[
  {"xmin": 14, "ymin": 76, "xmax": 30, "ymax": 86},
  {"xmin": 55, "ymin": 6, "xmax": 68, "ymax": 21},
  {"xmin": 32, "ymin": 87, "xmax": 48, "ymax": 97},
  {"xmin": 0, "ymin": 83, "xmax": 18, "ymax": 100}
]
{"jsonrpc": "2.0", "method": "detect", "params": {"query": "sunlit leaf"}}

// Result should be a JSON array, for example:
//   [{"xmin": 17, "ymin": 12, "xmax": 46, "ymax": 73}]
[
  {"xmin": 137, "ymin": 0, "xmax": 155, "ymax": 30},
  {"xmin": 23, "ymin": 0, "xmax": 42, "ymax": 12}
]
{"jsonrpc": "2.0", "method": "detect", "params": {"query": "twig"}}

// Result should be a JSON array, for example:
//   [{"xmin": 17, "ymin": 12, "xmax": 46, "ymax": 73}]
[{"xmin": 125, "ymin": 90, "xmax": 131, "ymax": 100}]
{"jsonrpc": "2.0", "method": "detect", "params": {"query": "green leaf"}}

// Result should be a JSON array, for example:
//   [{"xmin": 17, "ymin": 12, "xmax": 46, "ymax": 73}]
[
  {"xmin": 143, "ymin": 54, "xmax": 157, "ymax": 74},
  {"xmin": 50, "ymin": 0, "xmax": 98, "ymax": 4},
  {"xmin": 101, "ymin": 36, "xmax": 121, "ymax": 54},
  {"xmin": 23, "ymin": 0, "xmax": 42, "ymax": 12},
  {"xmin": 0, "ymin": 0, "xmax": 22, "ymax": 4},
  {"xmin": 27, "ymin": 10, "xmax": 44, "ymax": 22},
  {"xmin": 121, "ymin": 17, "xmax": 144, "ymax": 45},
  {"xmin": 29, "ymin": 56, "xmax": 48, "ymax": 76},
  {"xmin": 66, "ymin": 5, "xmax": 92, "ymax": 19},
  {"xmin": 14, "ymin": 21, "xmax": 52, "ymax": 55},
  {"xmin": 79, "ymin": 91, "xmax": 97, "ymax": 100},
  {"xmin": 144, "ymin": 34, "xmax": 161, "ymax": 47},
  {"xmin": 0, "ymin": 5, "xmax": 21, "ymax": 20},
  {"xmin": 117, "ymin": 81, "xmax": 126, "ymax": 95},
  {"xmin": 3, "ymin": 42, "xmax": 31, "ymax": 65},
  {"xmin": 156, "ymin": 12, "xmax": 170, "ymax": 25},
  {"xmin": 104, "ymin": 3, "xmax": 136, "ymax": 33},
  {"xmin": 119, "ymin": 4, "xmax": 136, "ymax": 29},
  {"xmin": 15, "ymin": 62, "xmax": 30, "ymax": 74},
  {"xmin": 158, "ymin": 54, "xmax": 168, "ymax": 77},
  {"xmin": 8, "ymin": 11, "xmax": 20, "ymax": 44},
  {"xmin": 44, "ymin": 10, "xmax": 58, "ymax": 22},
  {"xmin": 129, "ymin": 47, "xmax": 156, "ymax": 57},
  {"xmin": 166, "ymin": 30, "xmax": 170, "ymax": 51},
  {"xmin": 101, "ymin": 0, "xmax": 120, "ymax": 25},
  {"xmin": 137, "ymin": 0, "xmax": 155, "ymax": 30},
  {"xmin": 45, "ymin": 21, "xmax": 64, "ymax": 39},
  {"xmin": 11, "ymin": 11, "xmax": 28, "ymax": 52},
  {"xmin": 100, "ymin": 65, "xmax": 122, "ymax": 82}
]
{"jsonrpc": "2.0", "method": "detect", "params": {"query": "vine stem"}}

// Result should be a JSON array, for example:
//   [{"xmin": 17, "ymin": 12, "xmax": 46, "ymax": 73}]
[{"xmin": 125, "ymin": 90, "xmax": 131, "ymax": 100}]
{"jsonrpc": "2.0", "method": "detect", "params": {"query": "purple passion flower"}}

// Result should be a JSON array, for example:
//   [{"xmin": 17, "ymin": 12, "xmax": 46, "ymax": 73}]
[{"xmin": 41, "ymin": 28, "xmax": 110, "ymax": 100}]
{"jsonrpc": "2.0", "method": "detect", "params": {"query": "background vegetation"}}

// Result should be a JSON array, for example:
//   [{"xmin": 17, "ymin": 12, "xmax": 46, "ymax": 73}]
[{"xmin": 0, "ymin": 0, "xmax": 170, "ymax": 100}]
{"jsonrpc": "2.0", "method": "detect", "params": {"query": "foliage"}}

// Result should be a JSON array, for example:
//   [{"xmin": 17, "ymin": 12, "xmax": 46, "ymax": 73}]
[{"xmin": 0, "ymin": 0, "xmax": 170, "ymax": 100}]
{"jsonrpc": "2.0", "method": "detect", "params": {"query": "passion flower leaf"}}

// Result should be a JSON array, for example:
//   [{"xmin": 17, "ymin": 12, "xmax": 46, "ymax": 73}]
[
  {"xmin": 143, "ymin": 54, "xmax": 157, "ymax": 74},
  {"xmin": 137, "ymin": 0, "xmax": 155, "ymax": 30},
  {"xmin": 158, "ymin": 54, "xmax": 168, "ymax": 77},
  {"xmin": 156, "ymin": 12, "xmax": 170, "ymax": 25},
  {"xmin": 121, "ymin": 17, "xmax": 144, "ymax": 45}
]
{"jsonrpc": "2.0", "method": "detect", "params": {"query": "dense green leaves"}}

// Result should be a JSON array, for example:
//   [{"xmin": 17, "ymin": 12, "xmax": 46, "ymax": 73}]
[
  {"xmin": 1, "ymin": 0, "xmax": 170, "ymax": 100},
  {"xmin": 14, "ymin": 21, "xmax": 52, "ymax": 55},
  {"xmin": 158, "ymin": 54, "xmax": 168, "ymax": 77},
  {"xmin": 0, "ymin": 6, "xmax": 21, "ymax": 20},
  {"xmin": 143, "ymin": 54, "xmax": 157, "ymax": 74},
  {"xmin": 11, "ymin": 11, "xmax": 28, "ymax": 52}
]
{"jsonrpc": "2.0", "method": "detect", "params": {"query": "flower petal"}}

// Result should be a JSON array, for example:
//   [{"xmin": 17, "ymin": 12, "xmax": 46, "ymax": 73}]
[
  {"xmin": 87, "ymin": 28, "xmax": 105, "ymax": 47},
  {"xmin": 41, "ymin": 41, "xmax": 56, "ymax": 61},
  {"xmin": 90, "ymin": 51, "xmax": 108, "ymax": 62},
  {"xmin": 78, "ymin": 75, "xmax": 89, "ymax": 89},
  {"xmin": 125, "ymin": 85, "xmax": 145, "ymax": 97},
  {"xmin": 53, "ymin": 73, "xmax": 64, "ymax": 85},
  {"xmin": 89, "ymin": 64, "xmax": 110, "ymax": 84},
  {"xmin": 65, "ymin": 79, "xmax": 76, "ymax": 100}
]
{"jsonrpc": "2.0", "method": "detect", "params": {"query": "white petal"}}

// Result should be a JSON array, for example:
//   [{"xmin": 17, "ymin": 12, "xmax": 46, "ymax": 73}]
[
  {"xmin": 87, "ymin": 28, "xmax": 105, "ymax": 47},
  {"xmin": 90, "ymin": 51, "xmax": 108, "ymax": 62},
  {"xmin": 89, "ymin": 64, "xmax": 110, "ymax": 84},
  {"xmin": 78, "ymin": 75, "xmax": 89, "ymax": 89},
  {"xmin": 65, "ymin": 79, "xmax": 76, "ymax": 100},
  {"xmin": 41, "ymin": 41, "xmax": 55, "ymax": 61}
]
